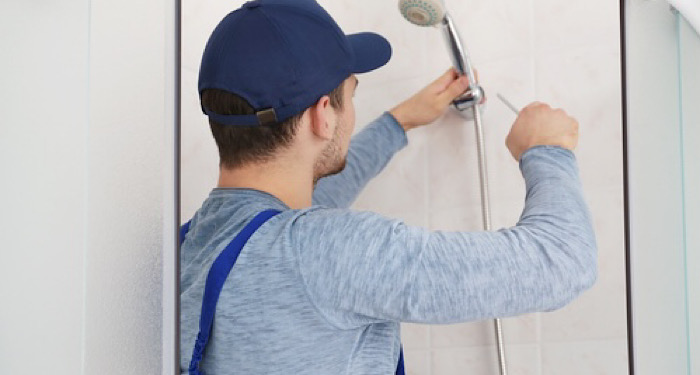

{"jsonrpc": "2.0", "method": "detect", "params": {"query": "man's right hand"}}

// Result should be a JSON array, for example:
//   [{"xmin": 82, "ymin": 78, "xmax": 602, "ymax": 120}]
[{"xmin": 505, "ymin": 102, "xmax": 579, "ymax": 162}]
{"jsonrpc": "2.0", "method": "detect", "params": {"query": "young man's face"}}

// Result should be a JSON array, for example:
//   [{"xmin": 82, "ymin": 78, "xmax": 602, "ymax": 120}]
[{"xmin": 313, "ymin": 75, "xmax": 357, "ymax": 181}]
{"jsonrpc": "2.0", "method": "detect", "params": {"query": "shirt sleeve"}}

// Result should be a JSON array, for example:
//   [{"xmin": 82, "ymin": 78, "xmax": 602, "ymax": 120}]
[
  {"xmin": 311, "ymin": 112, "xmax": 408, "ymax": 209},
  {"xmin": 292, "ymin": 145, "xmax": 598, "ymax": 329}
]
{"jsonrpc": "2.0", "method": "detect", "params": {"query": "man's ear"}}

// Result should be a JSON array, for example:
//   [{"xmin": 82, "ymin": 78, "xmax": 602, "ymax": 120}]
[{"xmin": 309, "ymin": 95, "xmax": 335, "ymax": 141}]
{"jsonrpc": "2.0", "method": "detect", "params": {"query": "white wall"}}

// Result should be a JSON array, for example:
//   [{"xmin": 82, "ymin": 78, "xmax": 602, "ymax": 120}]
[
  {"xmin": 0, "ymin": 0, "xmax": 177, "ymax": 373},
  {"xmin": 0, "ymin": 1, "xmax": 88, "ymax": 372},
  {"xmin": 181, "ymin": 0, "xmax": 627, "ymax": 373}
]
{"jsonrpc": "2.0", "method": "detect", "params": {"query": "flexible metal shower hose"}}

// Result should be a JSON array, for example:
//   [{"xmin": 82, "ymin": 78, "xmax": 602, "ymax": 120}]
[{"xmin": 470, "ymin": 105, "xmax": 508, "ymax": 375}]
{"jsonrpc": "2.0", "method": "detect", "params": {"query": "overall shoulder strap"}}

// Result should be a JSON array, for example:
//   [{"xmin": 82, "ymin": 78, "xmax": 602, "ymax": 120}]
[
  {"xmin": 188, "ymin": 209, "xmax": 282, "ymax": 375},
  {"xmin": 183, "ymin": 209, "xmax": 404, "ymax": 375}
]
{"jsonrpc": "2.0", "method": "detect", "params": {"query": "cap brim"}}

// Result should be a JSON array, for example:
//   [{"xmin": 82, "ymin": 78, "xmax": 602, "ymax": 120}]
[{"xmin": 347, "ymin": 32, "xmax": 392, "ymax": 74}]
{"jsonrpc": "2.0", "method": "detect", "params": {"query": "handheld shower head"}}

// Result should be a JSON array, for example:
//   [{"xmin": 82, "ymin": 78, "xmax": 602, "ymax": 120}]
[
  {"xmin": 397, "ymin": 0, "xmax": 484, "ymax": 113},
  {"xmin": 398, "ymin": 0, "xmax": 446, "ymax": 27}
]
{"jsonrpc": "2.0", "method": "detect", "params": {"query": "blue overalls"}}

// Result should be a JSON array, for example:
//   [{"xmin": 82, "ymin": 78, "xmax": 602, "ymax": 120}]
[{"xmin": 181, "ymin": 209, "xmax": 405, "ymax": 375}]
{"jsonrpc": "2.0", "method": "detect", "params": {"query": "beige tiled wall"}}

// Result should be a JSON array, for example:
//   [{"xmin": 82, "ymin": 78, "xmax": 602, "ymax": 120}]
[{"xmin": 181, "ymin": 0, "xmax": 628, "ymax": 374}]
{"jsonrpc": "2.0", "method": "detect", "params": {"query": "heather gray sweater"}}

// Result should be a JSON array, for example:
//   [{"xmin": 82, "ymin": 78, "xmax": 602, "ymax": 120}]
[{"xmin": 179, "ymin": 112, "xmax": 598, "ymax": 374}]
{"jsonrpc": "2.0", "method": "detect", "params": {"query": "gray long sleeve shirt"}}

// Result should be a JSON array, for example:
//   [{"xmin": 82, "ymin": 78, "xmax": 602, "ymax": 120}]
[{"xmin": 179, "ymin": 112, "xmax": 598, "ymax": 374}]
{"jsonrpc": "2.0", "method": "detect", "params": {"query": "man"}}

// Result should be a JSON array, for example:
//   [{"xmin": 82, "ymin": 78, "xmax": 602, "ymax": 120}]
[{"xmin": 180, "ymin": 0, "xmax": 597, "ymax": 374}]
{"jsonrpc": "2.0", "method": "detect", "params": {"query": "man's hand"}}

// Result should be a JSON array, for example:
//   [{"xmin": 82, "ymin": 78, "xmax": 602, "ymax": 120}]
[
  {"xmin": 389, "ymin": 67, "xmax": 471, "ymax": 131},
  {"xmin": 505, "ymin": 102, "xmax": 579, "ymax": 161}
]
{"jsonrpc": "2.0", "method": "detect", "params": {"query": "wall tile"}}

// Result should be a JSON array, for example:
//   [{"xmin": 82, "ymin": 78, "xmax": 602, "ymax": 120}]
[
  {"xmin": 431, "ymin": 313, "xmax": 539, "ymax": 348},
  {"xmin": 533, "ymin": 0, "xmax": 620, "ymax": 53},
  {"xmin": 181, "ymin": 0, "xmax": 245, "ymax": 71},
  {"xmin": 180, "ymin": 71, "xmax": 220, "ymax": 219},
  {"xmin": 423, "ymin": 0, "xmax": 533, "ymax": 65},
  {"xmin": 432, "ymin": 344, "xmax": 541, "ymax": 375},
  {"xmin": 404, "ymin": 349, "xmax": 431, "ymax": 375},
  {"xmin": 318, "ymin": 0, "xmax": 429, "ymax": 85},
  {"xmin": 402, "ymin": 323, "xmax": 431, "ymax": 350},
  {"xmin": 541, "ymin": 339, "xmax": 629, "ymax": 374},
  {"xmin": 352, "ymin": 75, "xmax": 429, "ymax": 135}
]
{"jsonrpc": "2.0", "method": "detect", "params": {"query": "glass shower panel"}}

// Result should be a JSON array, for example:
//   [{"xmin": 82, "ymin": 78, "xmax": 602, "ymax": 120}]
[
  {"xmin": 626, "ymin": 1, "xmax": 689, "ymax": 373},
  {"xmin": 678, "ymin": 13, "xmax": 700, "ymax": 375}
]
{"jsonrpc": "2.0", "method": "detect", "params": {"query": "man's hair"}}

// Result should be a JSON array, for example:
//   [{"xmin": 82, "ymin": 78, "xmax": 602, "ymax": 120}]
[{"xmin": 203, "ymin": 80, "xmax": 346, "ymax": 169}]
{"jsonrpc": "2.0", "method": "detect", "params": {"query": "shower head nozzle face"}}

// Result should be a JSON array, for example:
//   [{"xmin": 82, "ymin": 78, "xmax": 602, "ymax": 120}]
[{"xmin": 398, "ymin": 0, "xmax": 446, "ymax": 27}]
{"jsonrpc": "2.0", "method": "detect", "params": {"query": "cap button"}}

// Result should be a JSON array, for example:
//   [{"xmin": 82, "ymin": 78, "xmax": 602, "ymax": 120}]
[{"xmin": 243, "ymin": 1, "xmax": 261, "ymax": 9}]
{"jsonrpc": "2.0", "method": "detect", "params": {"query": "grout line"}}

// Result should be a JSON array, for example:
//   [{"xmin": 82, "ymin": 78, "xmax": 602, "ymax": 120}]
[
  {"xmin": 425, "ymin": 111, "xmax": 433, "ymax": 375},
  {"xmin": 529, "ymin": 0, "xmax": 542, "ymax": 373},
  {"xmin": 428, "ymin": 337, "xmax": 628, "ymax": 351},
  {"xmin": 427, "ymin": 326, "xmax": 432, "ymax": 375},
  {"xmin": 537, "ymin": 313, "xmax": 543, "ymax": 375},
  {"xmin": 530, "ymin": 0, "xmax": 537, "ymax": 99},
  {"xmin": 81, "ymin": 0, "xmax": 91, "ymax": 373},
  {"xmin": 539, "ymin": 336, "xmax": 630, "ymax": 345}
]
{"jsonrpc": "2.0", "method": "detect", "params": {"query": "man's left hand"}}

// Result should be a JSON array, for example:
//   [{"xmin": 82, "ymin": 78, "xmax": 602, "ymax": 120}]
[{"xmin": 389, "ymin": 67, "xmax": 474, "ymax": 132}]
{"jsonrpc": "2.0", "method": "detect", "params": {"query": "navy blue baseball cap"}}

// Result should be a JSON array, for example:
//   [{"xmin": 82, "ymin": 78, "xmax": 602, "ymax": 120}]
[{"xmin": 198, "ymin": 0, "xmax": 393, "ymax": 126}]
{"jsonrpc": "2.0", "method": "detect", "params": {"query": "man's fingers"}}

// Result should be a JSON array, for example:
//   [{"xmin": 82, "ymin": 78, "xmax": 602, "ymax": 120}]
[
  {"xmin": 437, "ymin": 75, "xmax": 469, "ymax": 107},
  {"xmin": 429, "ymin": 67, "xmax": 459, "ymax": 92}
]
